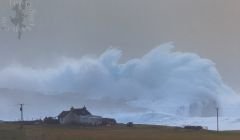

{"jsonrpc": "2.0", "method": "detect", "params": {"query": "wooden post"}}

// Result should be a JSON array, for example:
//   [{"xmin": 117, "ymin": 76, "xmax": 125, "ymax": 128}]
[
  {"xmin": 20, "ymin": 104, "xmax": 24, "ymax": 121},
  {"xmin": 217, "ymin": 107, "xmax": 219, "ymax": 132}
]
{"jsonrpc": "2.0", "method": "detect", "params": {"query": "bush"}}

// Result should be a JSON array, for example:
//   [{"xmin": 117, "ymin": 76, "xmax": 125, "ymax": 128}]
[
  {"xmin": 184, "ymin": 125, "xmax": 203, "ymax": 130},
  {"xmin": 43, "ymin": 117, "xmax": 59, "ymax": 124},
  {"xmin": 126, "ymin": 122, "xmax": 134, "ymax": 127}
]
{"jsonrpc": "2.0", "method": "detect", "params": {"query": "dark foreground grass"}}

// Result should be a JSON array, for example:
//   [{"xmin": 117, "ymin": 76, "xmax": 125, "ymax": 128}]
[{"xmin": 0, "ymin": 124, "xmax": 240, "ymax": 140}]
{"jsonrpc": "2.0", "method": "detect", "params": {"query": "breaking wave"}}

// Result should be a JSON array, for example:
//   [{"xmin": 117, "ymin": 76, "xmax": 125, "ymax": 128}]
[{"xmin": 0, "ymin": 43, "xmax": 237, "ymax": 120}]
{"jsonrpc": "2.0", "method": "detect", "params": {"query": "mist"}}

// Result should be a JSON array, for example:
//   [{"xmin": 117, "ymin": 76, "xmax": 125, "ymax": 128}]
[{"xmin": 0, "ymin": 43, "xmax": 237, "ymax": 121}]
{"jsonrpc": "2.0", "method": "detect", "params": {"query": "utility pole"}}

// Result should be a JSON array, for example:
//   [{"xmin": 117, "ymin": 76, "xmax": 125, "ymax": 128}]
[
  {"xmin": 216, "ymin": 107, "xmax": 219, "ymax": 132},
  {"xmin": 19, "ymin": 104, "xmax": 24, "ymax": 121}
]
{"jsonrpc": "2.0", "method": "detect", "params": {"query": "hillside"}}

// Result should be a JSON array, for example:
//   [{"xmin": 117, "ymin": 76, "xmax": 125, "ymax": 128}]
[{"xmin": 0, "ymin": 124, "xmax": 240, "ymax": 140}]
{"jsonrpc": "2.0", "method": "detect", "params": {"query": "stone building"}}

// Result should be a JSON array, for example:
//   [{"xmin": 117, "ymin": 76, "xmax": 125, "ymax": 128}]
[{"xmin": 58, "ymin": 106, "xmax": 116, "ymax": 126}]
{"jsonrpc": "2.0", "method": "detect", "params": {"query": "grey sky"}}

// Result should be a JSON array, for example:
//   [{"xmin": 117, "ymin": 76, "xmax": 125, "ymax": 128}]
[
  {"xmin": 1, "ymin": 0, "xmax": 238, "ymax": 91},
  {"xmin": 0, "ymin": 0, "xmax": 240, "ymax": 110},
  {"xmin": 0, "ymin": 0, "xmax": 240, "ymax": 121}
]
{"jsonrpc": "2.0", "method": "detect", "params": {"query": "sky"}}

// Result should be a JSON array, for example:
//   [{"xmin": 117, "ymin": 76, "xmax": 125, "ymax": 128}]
[{"xmin": 0, "ymin": 0, "xmax": 240, "ymax": 123}]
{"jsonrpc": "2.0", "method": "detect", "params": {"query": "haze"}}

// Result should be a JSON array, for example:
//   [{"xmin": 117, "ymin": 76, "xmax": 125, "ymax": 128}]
[{"xmin": 0, "ymin": 0, "xmax": 240, "ymax": 124}]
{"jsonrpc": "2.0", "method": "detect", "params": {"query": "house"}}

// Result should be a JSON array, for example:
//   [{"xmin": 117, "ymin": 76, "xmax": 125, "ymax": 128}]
[
  {"xmin": 58, "ymin": 106, "xmax": 94, "ymax": 124},
  {"xmin": 58, "ymin": 106, "xmax": 116, "ymax": 126}
]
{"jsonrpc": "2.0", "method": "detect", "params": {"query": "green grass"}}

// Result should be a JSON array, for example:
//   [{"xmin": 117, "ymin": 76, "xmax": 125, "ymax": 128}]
[{"xmin": 0, "ymin": 124, "xmax": 240, "ymax": 140}]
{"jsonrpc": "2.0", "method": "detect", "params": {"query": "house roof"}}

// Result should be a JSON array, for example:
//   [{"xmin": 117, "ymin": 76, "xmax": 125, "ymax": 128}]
[{"xmin": 58, "ymin": 106, "xmax": 92, "ymax": 118}]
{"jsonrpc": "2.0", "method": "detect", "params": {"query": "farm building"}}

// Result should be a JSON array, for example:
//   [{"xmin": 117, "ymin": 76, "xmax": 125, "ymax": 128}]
[{"xmin": 58, "ymin": 106, "xmax": 116, "ymax": 126}]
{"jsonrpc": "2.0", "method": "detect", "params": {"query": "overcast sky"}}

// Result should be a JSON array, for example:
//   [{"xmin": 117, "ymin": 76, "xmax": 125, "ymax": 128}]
[
  {"xmin": 0, "ymin": 0, "xmax": 240, "ymax": 121},
  {"xmin": 0, "ymin": 0, "xmax": 239, "ymax": 91}
]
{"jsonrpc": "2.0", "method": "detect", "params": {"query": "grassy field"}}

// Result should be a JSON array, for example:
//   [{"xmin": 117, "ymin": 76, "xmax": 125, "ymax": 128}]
[{"xmin": 0, "ymin": 124, "xmax": 240, "ymax": 140}]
